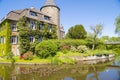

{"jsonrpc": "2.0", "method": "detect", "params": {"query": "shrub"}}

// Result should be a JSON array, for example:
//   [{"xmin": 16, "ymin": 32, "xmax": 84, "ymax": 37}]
[
  {"xmin": 60, "ymin": 45, "xmax": 70, "ymax": 51},
  {"xmin": 95, "ymin": 53, "xmax": 102, "ymax": 57},
  {"xmin": 51, "ymin": 56, "xmax": 76, "ymax": 64},
  {"xmin": 70, "ymin": 46, "xmax": 77, "ymax": 52},
  {"xmin": 77, "ymin": 45, "xmax": 88, "ymax": 53},
  {"xmin": 35, "ymin": 40, "xmax": 58, "ymax": 58},
  {"xmin": 6, "ymin": 52, "xmax": 14, "ymax": 60},
  {"xmin": 23, "ymin": 51, "xmax": 33, "ymax": 60}
]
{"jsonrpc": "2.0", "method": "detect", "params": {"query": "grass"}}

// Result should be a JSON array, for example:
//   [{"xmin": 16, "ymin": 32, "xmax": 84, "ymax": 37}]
[
  {"xmin": 0, "ymin": 56, "xmax": 51, "ymax": 64},
  {"xmin": 0, "ymin": 50, "xmax": 116, "ymax": 64}
]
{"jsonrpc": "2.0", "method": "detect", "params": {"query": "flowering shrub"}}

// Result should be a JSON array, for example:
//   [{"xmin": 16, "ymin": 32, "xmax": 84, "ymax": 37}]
[
  {"xmin": 23, "ymin": 51, "xmax": 33, "ymax": 60},
  {"xmin": 77, "ymin": 45, "xmax": 88, "ymax": 53},
  {"xmin": 70, "ymin": 46, "xmax": 77, "ymax": 52}
]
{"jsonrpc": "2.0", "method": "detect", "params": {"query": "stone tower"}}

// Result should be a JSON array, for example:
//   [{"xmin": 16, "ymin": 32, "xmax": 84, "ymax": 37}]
[{"xmin": 40, "ymin": 0, "xmax": 60, "ymax": 39}]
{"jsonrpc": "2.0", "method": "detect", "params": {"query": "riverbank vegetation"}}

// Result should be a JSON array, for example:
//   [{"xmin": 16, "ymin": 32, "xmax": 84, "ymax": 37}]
[
  {"xmin": 0, "ymin": 22, "xmax": 120, "ymax": 64},
  {"xmin": 0, "ymin": 39, "xmax": 117, "ymax": 64}
]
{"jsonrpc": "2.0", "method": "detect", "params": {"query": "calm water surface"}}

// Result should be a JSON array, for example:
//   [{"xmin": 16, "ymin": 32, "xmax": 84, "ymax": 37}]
[{"xmin": 0, "ymin": 57, "xmax": 120, "ymax": 80}]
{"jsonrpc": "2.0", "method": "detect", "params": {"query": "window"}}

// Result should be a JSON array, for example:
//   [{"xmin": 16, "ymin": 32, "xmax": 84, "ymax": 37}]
[
  {"xmin": 29, "ymin": 11, "xmax": 37, "ymax": 16},
  {"xmin": 11, "ymin": 36, "xmax": 17, "ymax": 44},
  {"xmin": 39, "ymin": 22, "xmax": 44, "ymax": 30},
  {"xmin": 48, "ymin": 24, "xmax": 52, "ymax": 32},
  {"xmin": 30, "ymin": 20, "xmax": 36, "ymax": 30},
  {"xmin": 11, "ymin": 23, "xmax": 17, "ymax": 31},
  {"xmin": 44, "ymin": 15, "xmax": 50, "ymax": 21},
  {"xmin": 0, "ymin": 36, "xmax": 5, "ymax": 44},
  {"xmin": 38, "ymin": 35, "xmax": 42, "ymax": 42},
  {"xmin": 29, "ymin": 36, "xmax": 34, "ymax": 42}
]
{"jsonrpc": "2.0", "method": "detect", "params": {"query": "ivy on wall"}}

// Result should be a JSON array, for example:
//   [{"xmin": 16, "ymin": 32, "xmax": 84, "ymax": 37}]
[
  {"xmin": 17, "ymin": 17, "xmax": 57, "ymax": 54},
  {"xmin": 0, "ymin": 20, "xmax": 11, "ymax": 56}
]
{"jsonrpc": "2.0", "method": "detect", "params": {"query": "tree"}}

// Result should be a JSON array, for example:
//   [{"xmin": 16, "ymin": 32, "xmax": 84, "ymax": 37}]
[
  {"xmin": 67, "ymin": 24, "xmax": 87, "ymax": 39},
  {"xmin": 17, "ymin": 17, "xmax": 30, "ymax": 54},
  {"xmin": 90, "ymin": 24, "xmax": 103, "ymax": 50},
  {"xmin": 115, "ymin": 15, "xmax": 120, "ymax": 36}
]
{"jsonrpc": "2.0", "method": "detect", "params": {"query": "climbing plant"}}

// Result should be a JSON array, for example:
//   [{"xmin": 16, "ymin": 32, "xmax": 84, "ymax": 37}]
[
  {"xmin": 0, "ymin": 20, "xmax": 11, "ymax": 56},
  {"xmin": 17, "ymin": 17, "xmax": 30, "ymax": 54},
  {"xmin": 17, "ymin": 17, "xmax": 57, "ymax": 54}
]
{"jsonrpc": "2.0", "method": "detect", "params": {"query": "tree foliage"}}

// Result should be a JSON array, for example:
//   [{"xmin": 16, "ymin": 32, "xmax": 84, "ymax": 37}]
[
  {"xmin": 115, "ymin": 15, "xmax": 120, "ymax": 36},
  {"xmin": 17, "ymin": 17, "xmax": 30, "ymax": 54},
  {"xmin": 35, "ymin": 40, "xmax": 58, "ymax": 58},
  {"xmin": 17, "ymin": 17, "xmax": 57, "ymax": 54},
  {"xmin": 90, "ymin": 24, "xmax": 103, "ymax": 50},
  {"xmin": 67, "ymin": 25, "xmax": 87, "ymax": 39}
]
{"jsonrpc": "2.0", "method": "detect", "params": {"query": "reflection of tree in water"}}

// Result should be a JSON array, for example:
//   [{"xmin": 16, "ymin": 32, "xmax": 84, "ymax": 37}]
[
  {"xmin": 88, "ymin": 65, "xmax": 99, "ymax": 80},
  {"xmin": 0, "ymin": 61, "xmax": 115, "ymax": 80},
  {"xmin": 0, "ymin": 64, "xmax": 15, "ymax": 80}
]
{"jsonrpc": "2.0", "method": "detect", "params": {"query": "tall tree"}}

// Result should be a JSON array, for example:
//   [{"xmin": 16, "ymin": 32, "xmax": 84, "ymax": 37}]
[
  {"xmin": 67, "ymin": 24, "xmax": 87, "ymax": 39},
  {"xmin": 115, "ymin": 15, "xmax": 120, "ymax": 36},
  {"xmin": 90, "ymin": 24, "xmax": 103, "ymax": 50},
  {"xmin": 17, "ymin": 17, "xmax": 30, "ymax": 54}
]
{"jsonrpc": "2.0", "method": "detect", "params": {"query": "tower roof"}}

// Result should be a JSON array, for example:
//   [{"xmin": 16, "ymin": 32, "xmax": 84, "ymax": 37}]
[
  {"xmin": 44, "ymin": 0, "xmax": 56, "ymax": 6},
  {"xmin": 40, "ymin": 0, "xmax": 60, "ymax": 10}
]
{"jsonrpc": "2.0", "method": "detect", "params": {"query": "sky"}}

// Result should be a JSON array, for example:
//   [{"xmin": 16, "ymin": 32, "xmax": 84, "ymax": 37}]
[{"xmin": 0, "ymin": 0, "xmax": 120, "ymax": 37}]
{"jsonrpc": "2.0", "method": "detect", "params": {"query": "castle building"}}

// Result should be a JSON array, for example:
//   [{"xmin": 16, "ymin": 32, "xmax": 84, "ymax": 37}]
[{"xmin": 0, "ymin": 0, "xmax": 65, "ymax": 56}]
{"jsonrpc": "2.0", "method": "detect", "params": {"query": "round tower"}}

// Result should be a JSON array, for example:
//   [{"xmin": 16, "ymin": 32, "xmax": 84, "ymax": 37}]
[{"xmin": 40, "ymin": 0, "xmax": 60, "ymax": 39}]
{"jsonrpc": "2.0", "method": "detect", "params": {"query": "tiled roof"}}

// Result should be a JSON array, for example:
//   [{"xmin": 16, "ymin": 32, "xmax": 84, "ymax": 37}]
[
  {"xmin": 41, "ymin": 0, "xmax": 60, "ymax": 10},
  {"xmin": 44, "ymin": 0, "xmax": 56, "ymax": 6},
  {"xmin": 0, "ymin": 7, "xmax": 54, "ymax": 25}
]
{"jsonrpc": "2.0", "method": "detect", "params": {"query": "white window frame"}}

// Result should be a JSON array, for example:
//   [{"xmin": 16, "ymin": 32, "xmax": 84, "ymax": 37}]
[
  {"xmin": 0, "ymin": 36, "xmax": 5, "ymax": 44},
  {"xmin": 48, "ymin": 24, "xmax": 52, "ymax": 32},
  {"xmin": 29, "ymin": 36, "xmax": 35, "ymax": 42},
  {"xmin": 39, "ymin": 22, "xmax": 44, "ymax": 30},
  {"xmin": 11, "ymin": 23, "xmax": 17, "ymax": 31},
  {"xmin": 11, "ymin": 36, "xmax": 17, "ymax": 44},
  {"xmin": 30, "ymin": 20, "xmax": 36, "ymax": 30}
]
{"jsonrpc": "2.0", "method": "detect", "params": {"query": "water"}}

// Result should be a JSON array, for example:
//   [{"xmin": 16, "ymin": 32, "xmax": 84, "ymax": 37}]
[{"xmin": 0, "ymin": 57, "xmax": 119, "ymax": 80}]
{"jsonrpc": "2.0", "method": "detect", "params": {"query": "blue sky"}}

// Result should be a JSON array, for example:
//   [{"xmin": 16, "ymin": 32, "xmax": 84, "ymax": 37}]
[{"xmin": 0, "ymin": 0, "xmax": 120, "ymax": 37}]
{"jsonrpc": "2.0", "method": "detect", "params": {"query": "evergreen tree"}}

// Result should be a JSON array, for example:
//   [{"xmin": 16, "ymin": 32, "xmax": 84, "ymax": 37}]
[{"xmin": 67, "ymin": 24, "xmax": 87, "ymax": 39}]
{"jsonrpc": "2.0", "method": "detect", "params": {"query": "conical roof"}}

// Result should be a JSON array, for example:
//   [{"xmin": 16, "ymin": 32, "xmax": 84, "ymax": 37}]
[
  {"xmin": 44, "ymin": 0, "xmax": 56, "ymax": 6},
  {"xmin": 40, "ymin": 0, "xmax": 60, "ymax": 10}
]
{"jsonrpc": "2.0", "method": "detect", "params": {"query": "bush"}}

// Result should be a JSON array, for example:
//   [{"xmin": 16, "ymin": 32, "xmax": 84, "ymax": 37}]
[
  {"xmin": 51, "ymin": 56, "xmax": 76, "ymax": 65},
  {"xmin": 23, "ymin": 51, "xmax": 33, "ymax": 60},
  {"xmin": 6, "ymin": 52, "xmax": 14, "ymax": 60},
  {"xmin": 70, "ymin": 46, "xmax": 77, "ymax": 52},
  {"xmin": 53, "ymin": 39, "xmax": 87, "ymax": 51},
  {"xmin": 77, "ymin": 45, "xmax": 88, "ymax": 53},
  {"xmin": 60, "ymin": 45, "xmax": 70, "ymax": 51},
  {"xmin": 95, "ymin": 53, "xmax": 102, "ymax": 57},
  {"xmin": 35, "ymin": 40, "xmax": 58, "ymax": 58}
]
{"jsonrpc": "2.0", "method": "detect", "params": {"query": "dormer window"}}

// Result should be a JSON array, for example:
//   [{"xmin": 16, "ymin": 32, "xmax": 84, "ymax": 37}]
[
  {"xmin": 29, "ymin": 11, "xmax": 37, "ymax": 16},
  {"xmin": 44, "ymin": 15, "xmax": 50, "ymax": 21}
]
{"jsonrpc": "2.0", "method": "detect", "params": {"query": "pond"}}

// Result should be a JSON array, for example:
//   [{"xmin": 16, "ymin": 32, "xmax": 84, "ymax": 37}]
[{"xmin": 0, "ymin": 57, "xmax": 120, "ymax": 80}]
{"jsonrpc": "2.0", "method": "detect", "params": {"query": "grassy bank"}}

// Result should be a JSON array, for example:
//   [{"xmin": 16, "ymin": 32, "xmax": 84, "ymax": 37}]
[{"xmin": 0, "ymin": 50, "xmax": 116, "ymax": 64}]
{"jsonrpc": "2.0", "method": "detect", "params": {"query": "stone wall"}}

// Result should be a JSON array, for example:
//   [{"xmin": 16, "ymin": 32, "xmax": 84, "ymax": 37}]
[{"xmin": 41, "ymin": 6, "xmax": 60, "ymax": 39}]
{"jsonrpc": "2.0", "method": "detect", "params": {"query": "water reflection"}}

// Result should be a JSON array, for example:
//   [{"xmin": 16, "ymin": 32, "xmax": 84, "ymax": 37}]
[
  {"xmin": 0, "ymin": 57, "xmax": 119, "ymax": 80},
  {"xmin": 64, "ymin": 77, "xmax": 74, "ymax": 80},
  {"xmin": 86, "ymin": 69, "xmax": 120, "ymax": 80}
]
